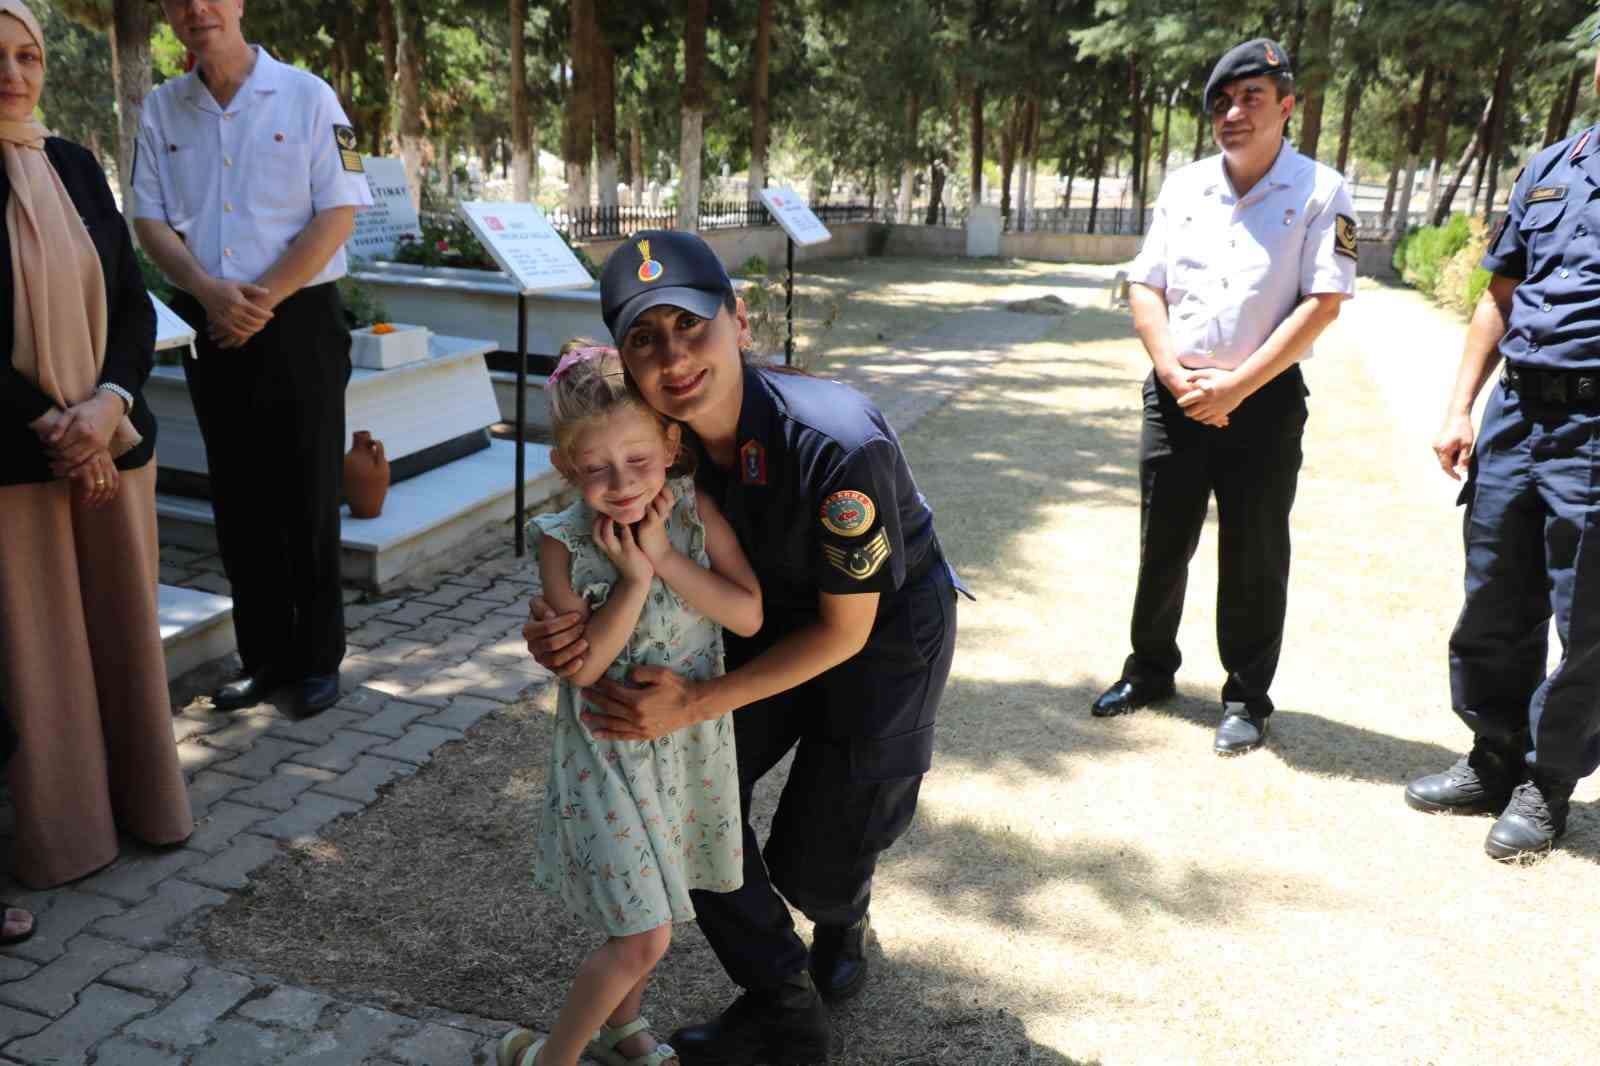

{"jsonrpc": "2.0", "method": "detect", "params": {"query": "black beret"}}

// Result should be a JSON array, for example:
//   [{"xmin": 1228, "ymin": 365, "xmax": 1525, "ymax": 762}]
[
  {"xmin": 599, "ymin": 229, "xmax": 734, "ymax": 345},
  {"xmin": 1204, "ymin": 38, "xmax": 1293, "ymax": 111}
]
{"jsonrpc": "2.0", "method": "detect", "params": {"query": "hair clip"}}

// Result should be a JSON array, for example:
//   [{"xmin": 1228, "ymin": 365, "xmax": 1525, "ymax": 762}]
[{"xmin": 548, "ymin": 345, "xmax": 615, "ymax": 385}]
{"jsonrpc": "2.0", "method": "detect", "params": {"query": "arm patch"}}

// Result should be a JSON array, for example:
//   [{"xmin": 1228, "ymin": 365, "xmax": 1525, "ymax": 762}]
[
  {"xmin": 334, "ymin": 125, "xmax": 364, "ymax": 173},
  {"xmin": 823, "ymin": 527, "xmax": 892, "ymax": 581},
  {"xmin": 1334, "ymin": 214, "xmax": 1358, "ymax": 261}
]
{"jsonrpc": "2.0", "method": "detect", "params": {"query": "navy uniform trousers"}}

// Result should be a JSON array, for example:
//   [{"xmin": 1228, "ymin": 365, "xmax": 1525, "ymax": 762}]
[
  {"xmin": 1450, "ymin": 378, "xmax": 1600, "ymax": 782},
  {"xmin": 175, "ymin": 283, "xmax": 351, "ymax": 680},
  {"xmin": 689, "ymin": 561, "xmax": 958, "ymax": 992},
  {"xmin": 1124, "ymin": 365, "xmax": 1308, "ymax": 706}
]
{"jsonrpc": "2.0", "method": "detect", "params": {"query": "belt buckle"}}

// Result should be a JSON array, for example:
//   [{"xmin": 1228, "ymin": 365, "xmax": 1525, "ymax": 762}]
[
  {"xmin": 1580, "ymin": 375, "xmax": 1597, "ymax": 402},
  {"xmin": 1506, "ymin": 366, "xmax": 1523, "ymax": 390},
  {"xmin": 1541, "ymin": 373, "xmax": 1569, "ymax": 404}
]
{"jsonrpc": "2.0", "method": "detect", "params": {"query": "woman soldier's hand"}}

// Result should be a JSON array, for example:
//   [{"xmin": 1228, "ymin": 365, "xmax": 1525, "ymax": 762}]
[
  {"xmin": 581, "ymin": 665, "xmax": 710, "ymax": 741},
  {"xmin": 523, "ymin": 596, "xmax": 590, "ymax": 679}
]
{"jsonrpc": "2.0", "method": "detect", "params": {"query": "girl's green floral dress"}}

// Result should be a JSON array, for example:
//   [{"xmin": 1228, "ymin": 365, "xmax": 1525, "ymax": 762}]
[{"xmin": 528, "ymin": 477, "xmax": 742, "ymax": 935}]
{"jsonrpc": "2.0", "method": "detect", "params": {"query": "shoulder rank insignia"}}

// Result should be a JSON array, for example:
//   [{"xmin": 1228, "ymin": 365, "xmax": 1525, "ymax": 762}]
[
  {"xmin": 1570, "ymin": 130, "xmax": 1592, "ymax": 162},
  {"xmin": 1526, "ymin": 184, "xmax": 1568, "ymax": 205},
  {"xmin": 820, "ymin": 490, "xmax": 875, "ymax": 538},
  {"xmin": 333, "ymin": 125, "xmax": 363, "ymax": 173},
  {"xmin": 1334, "ymin": 214, "xmax": 1358, "ymax": 261},
  {"xmin": 823, "ymin": 527, "xmax": 891, "ymax": 581},
  {"xmin": 739, "ymin": 439, "xmax": 766, "ymax": 486}
]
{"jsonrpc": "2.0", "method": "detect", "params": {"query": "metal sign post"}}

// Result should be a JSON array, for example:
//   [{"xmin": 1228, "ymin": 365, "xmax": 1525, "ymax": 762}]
[
  {"xmin": 457, "ymin": 202, "xmax": 594, "ymax": 558},
  {"xmin": 758, "ymin": 188, "xmax": 831, "ymax": 368}
]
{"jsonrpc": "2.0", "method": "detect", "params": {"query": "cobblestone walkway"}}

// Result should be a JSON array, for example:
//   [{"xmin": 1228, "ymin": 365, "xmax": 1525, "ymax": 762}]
[{"xmin": 0, "ymin": 264, "xmax": 1121, "ymax": 1065}]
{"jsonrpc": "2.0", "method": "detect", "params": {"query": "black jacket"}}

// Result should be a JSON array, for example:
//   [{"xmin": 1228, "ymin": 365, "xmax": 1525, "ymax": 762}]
[{"xmin": 0, "ymin": 137, "xmax": 157, "ymax": 486}]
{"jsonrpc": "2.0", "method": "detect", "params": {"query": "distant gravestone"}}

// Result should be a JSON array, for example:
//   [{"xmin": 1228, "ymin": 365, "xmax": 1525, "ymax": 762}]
[
  {"xmin": 966, "ymin": 205, "xmax": 1002, "ymax": 258},
  {"xmin": 349, "ymin": 157, "xmax": 422, "ymax": 262}
]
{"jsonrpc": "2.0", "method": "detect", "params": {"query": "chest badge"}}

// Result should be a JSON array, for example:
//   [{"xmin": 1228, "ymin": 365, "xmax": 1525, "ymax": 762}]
[
  {"xmin": 820, "ymin": 490, "xmax": 876, "ymax": 538},
  {"xmin": 739, "ymin": 440, "xmax": 766, "ymax": 486}
]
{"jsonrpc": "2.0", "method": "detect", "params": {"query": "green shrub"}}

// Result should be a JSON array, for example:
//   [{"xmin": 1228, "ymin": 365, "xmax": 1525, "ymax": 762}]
[
  {"xmin": 1400, "ymin": 213, "xmax": 1472, "ymax": 299},
  {"xmin": 337, "ymin": 276, "xmax": 388, "ymax": 329},
  {"xmin": 1464, "ymin": 266, "xmax": 1492, "ymax": 313},
  {"xmin": 392, "ymin": 214, "xmax": 498, "ymax": 270},
  {"xmin": 737, "ymin": 255, "xmax": 770, "ymax": 278}
]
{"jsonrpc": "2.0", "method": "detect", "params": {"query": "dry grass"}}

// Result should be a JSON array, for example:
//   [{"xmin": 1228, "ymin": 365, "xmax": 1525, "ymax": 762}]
[{"xmin": 199, "ymin": 263, "xmax": 1600, "ymax": 1066}]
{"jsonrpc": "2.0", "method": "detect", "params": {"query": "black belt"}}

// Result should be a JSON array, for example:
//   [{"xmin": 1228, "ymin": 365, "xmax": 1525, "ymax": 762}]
[{"xmin": 1502, "ymin": 365, "xmax": 1600, "ymax": 405}]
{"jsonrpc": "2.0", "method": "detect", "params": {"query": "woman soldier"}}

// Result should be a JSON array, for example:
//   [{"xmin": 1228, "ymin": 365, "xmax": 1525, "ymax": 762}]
[{"xmin": 525, "ymin": 230, "xmax": 965, "ymax": 1065}]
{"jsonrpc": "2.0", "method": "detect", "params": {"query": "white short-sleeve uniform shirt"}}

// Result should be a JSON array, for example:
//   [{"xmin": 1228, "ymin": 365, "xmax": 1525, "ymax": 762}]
[
  {"xmin": 131, "ymin": 47, "xmax": 373, "ymax": 292},
  {"xmin": 1129, "ymin": 139, "xmax": 1357, "ymax": 370}
]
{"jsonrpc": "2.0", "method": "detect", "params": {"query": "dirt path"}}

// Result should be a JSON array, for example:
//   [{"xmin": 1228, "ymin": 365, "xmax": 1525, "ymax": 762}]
[{"xmin": 198, "ymin": 265, "xmax": 1600, "ymax": 1066}]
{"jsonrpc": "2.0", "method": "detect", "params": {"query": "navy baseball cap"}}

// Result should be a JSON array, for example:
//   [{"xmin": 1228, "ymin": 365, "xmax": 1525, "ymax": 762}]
[
  {"xmin": 600, "ymin": 230, "xmax": 734, "ymax": 345},
  {"xmin": 1204, "ymin": 38, "xmax": 1293, "ymax": 111}
]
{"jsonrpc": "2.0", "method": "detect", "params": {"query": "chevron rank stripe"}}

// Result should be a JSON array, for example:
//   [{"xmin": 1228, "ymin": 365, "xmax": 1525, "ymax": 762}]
[{"xmin": 823, "ymin": 527, "xmax": 892, "ymax": 581}]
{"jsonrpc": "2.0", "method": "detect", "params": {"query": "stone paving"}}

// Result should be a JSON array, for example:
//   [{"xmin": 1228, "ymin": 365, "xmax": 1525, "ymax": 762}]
[
  {"xmin": 0, "ymin": 534, "xmax": 547, "ymax": 1065},
  {"xmin": 0, "ymin": 267, "xmax": 1119, "ymax": 1064}
]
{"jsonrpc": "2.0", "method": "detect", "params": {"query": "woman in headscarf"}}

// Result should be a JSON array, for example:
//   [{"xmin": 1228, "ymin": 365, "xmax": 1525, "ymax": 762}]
[{"xmin": 0, "ymin": 0, "xmax": 192, "ymax": 888}]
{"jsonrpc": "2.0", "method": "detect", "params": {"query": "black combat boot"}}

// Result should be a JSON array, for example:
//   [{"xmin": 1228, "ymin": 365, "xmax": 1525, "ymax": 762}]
[
  {"xmin": 808, "ymin": 912, "xmax": 870, "ymax": 1003},
  {"xmin": 1484, "ymin": 773, "xmax": 1577, "ymax": 862},
  {"xmin": 670, "ymin": 971, "xmax": 830, "ymax": 1065},
  {"xmin": 1404, "ymin": 734, "xmax": 1523, "ymax": 815}
]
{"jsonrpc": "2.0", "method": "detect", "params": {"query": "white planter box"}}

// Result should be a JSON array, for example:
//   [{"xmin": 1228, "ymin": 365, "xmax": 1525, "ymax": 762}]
[{"xmin": 351, "ymin": 323, "xmax": 432, "ymax": 369}]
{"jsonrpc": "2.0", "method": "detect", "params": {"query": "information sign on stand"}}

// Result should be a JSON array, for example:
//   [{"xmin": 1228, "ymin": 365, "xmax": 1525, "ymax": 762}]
[
  {"xmin": 757, "ymin": 188, "xmax": 834, "ymax": 366},
  {"xmin": 151, "ymin": 292, "xmax": 196, "ymax": 358},
  {"xmin": 458, "ymin": 201, "xmax": 595, "ymax": 557},
  {"xmin": 348, "ymin": 157, "xmax": 422, "ymax": 261}
]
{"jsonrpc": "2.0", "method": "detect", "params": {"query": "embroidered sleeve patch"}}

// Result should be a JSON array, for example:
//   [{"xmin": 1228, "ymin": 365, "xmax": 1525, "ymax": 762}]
[
  {"xmin": 1526, "ymin": 184, "xmax": 1568, "ymax": 205},
  {"xmin": 1334, "ymin": 214, "xmax": 1358, "ymax": 261},
  {"xmin": 334, "ymin": 125, "xmax": 364, "ymax": 173},
  {"xmin": 823, "ymin": 527, "xmax": 892, "ymax": 581},
  {"xmin": 820, "ymin": 490, "xmax": 876, "ymax": 538}
]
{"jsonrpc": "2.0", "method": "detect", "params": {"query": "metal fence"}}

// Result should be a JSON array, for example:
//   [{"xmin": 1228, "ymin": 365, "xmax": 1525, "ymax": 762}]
[
  {"xmin": 1006, "ymin": 205, "xmax": 1152, "ymax": 236},
  {"xmin": 545, "ymin": 199, "xmax": 958, "ymax": 240}
]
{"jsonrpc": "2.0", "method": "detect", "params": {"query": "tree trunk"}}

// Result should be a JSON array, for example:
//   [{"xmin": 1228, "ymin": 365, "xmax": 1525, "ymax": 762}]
[
  {"xmin": 1392, "ymin": 65, "xmax": 1435, "ymax": 234},
  {"xmin": 1424, "ymin": 75, "xmax": 1455, "ymax": 220},
  {"xmin": 1024, "ymin": 94, "xmax": 1041, "ymax": 219},
  {"xmin": 594, "ymin": 30, "xmax": 618, "ymax": 210},
  {"xmin": 630, "ymin": 112, "xmax": 645, "ymax": 206},
  {"xmin": 998, "ymin": 98, "xmax": 1021, "ymax": 225},
  {"xmin": 1296, "ymin": 0, "xmax": 1334, "ymax": 159},
  {"xmin": 1432, "ymin": 97, "xmax": 1492, "ymax": 226},
  {"xmin": 1335, "ymin": 73, "xmax": 1363, "ymax": 175},
  {"xmin": 1089, "ymin": 93, "xmax": 1108, "ymax": 234},
  {"xmin": 925, "ymin": 161, "xmax": 945, "ymax": 224},
  {"xmin": 1380, "ymin": 153, "xmax": 1399, "ymax": 232},
  {"xmin": 377, "ymin": 0, "xmax": 397, "ymax": 155},
  {"xmin": 107, "ymin": 0, "xmax": 152, "ymax": 213},
  {"xmin": 1159, "ymin": 87, "xmax": 1173, "ymax": 181},
  {"xmin": 566, "ymin": 0, "xmax": 595, "ymax": 211},
  {"xmin": 1481, "ymin": 1, "xmax": 1524, "ymax": 222},
  {"xmin": 969, "ymin": 82, "xmax": 985, "ymax": 205},
  {"xmin": 509, "ymin": 0, "xmax": 532, "ymax": 201},
  {"xmin": 898, "ymin": 92, "xmax": 920, "ymax": 223},
  {"xmin": 392, "ymin": 0, "xmax": 425, "ymax": 209},
  {"xmin": 1193, "ymin": 105, "xmax": 1207, "ymax": 162},
  {"xmin": 1129, "ymin": 59, "xmax": 1143, "ymax": 202},
  {"xmin": 749, "ymin": 0, "xmax": 773, "ymax": 193},
  {"xmin": 1546, "ymin": 67, "xmax": 1582, "ymax": 147},
  {"xmin": 679, "ymin": 0, "xmax": 709, "ymax": 229}
]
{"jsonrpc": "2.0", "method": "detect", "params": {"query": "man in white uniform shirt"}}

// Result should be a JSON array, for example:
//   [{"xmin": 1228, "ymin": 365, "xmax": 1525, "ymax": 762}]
[
  {"xmin": 133, "ymin": 0, "xmax": 372, "ymax": 717},
  {"xmin": 1090, "ymin": 38, "xmax": 1358, "ymax": 756}
]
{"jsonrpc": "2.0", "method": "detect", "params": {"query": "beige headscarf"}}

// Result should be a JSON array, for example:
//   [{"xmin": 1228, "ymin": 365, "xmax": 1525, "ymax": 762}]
[{"xmin": 0, "ymin": 0, "xmax": 139, "ymax": 457}]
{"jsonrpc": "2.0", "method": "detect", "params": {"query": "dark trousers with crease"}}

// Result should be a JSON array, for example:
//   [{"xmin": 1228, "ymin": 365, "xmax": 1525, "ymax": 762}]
[
  {"xmin": 690, "ymin": 562, "xmax": 957, "ymax": 993},
  {"xmin": 1449, "ymin": 379, "xmax": 1600, "ymax": 782},
  {"xmin": 175, "ymin": 283, "xmax": 351, "ymax": 679},
  {"xmin": 1122, "ymin": 365, "xmax": 1307, "ymax": 708}
]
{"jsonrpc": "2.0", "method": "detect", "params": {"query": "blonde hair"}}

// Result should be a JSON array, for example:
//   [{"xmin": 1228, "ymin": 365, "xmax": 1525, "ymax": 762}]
[{"xmin": 546, "ymin": 339, "xmax": 692, "ymax": 477}]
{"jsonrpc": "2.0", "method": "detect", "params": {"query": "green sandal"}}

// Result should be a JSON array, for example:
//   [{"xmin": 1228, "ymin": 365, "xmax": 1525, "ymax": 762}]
[
  {"xmin": 587, "ymin": 1017, "xmax": 679, "ymax": 1066},
  {"xmin": 496, "ymin": 1028, "xmax": 540, "ymax": 1066}
]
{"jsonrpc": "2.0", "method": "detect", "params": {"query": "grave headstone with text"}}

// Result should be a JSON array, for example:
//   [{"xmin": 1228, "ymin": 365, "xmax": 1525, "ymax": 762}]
[{"xmin": 349, "ymin": 157, "xmax": 423, "ymax": 262}]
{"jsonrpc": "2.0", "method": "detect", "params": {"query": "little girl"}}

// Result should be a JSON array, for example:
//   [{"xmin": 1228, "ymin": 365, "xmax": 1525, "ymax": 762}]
[{"xmin": 500, "ymin": 343, "xmax": 761, "ymax": 1066}]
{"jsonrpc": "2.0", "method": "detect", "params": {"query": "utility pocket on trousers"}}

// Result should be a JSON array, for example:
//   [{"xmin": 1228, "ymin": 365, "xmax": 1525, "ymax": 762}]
[{"xmin": 849, "ymin": 723, "xmax": 936, "ymax": 783}]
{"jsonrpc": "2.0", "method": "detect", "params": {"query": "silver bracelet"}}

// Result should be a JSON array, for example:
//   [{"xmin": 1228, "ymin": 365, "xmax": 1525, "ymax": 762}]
[{"xmin": 96, "ymin": 383, "xmax": 134, "ymax": 413}]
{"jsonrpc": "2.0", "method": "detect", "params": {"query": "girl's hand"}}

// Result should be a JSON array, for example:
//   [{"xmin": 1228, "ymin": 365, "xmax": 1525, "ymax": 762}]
[
  {"xmin": 67, "ymin": 450, "xmax": 119, "ymax": 509},
  {"xmin": 634, "ymin": 485, "xmax": 675, "ymax": 564},
  {"xmin": 594, "ymin": 515, "xmax": 653, "ymax": 585}
]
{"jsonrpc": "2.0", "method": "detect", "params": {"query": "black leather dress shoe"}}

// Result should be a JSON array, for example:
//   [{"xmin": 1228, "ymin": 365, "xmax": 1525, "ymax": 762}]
[
  {"xmin": 213, "ymin": 671, "xmax": 286, "ymax": 711},
  {"xmin": 1485, "ymin": 775, "xmax": 1575, "ymax": 862},
  {"xmin": 809, "ymin": 912, "xmax": 870, "ymax": 1003},
  {"xmin": 1213, "ymin": 702, "xmax": 1269, "ymax": 756},
  {"xmin": 1405, "ymin": 735, "xmax": 1522, "ymax": 815},
  {"xmin": 671, "ymin": 971, "xmax": 830, "ymax": 1065},
  {"xmin": 1091, "ymin": 678, "xmax": 1175, "ymax": 718},
  {"xmin": 296, "ymin": 674, "xmax": 341, "ymax": 717}
]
